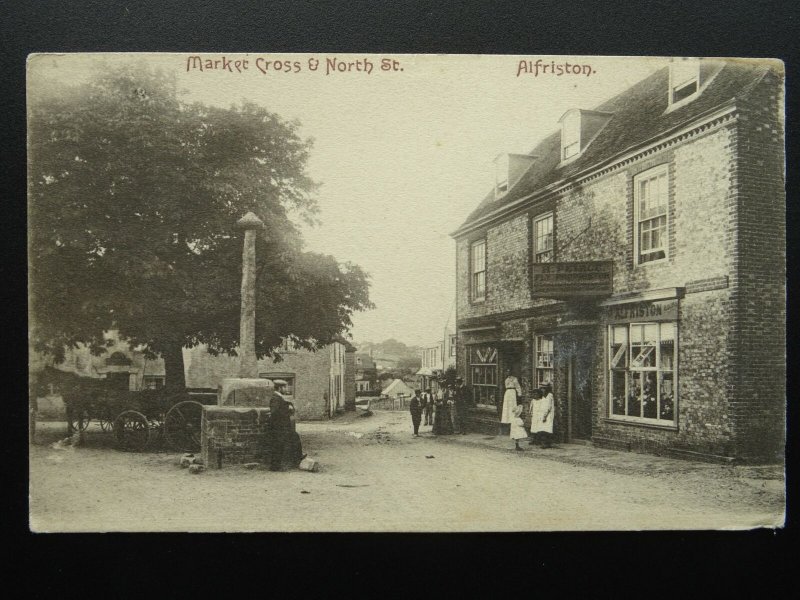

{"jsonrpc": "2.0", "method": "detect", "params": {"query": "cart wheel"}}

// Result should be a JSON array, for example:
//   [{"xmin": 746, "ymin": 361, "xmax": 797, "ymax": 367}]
[
  {"xmin": 163, "ymin": 401, "xmax": 204, "ymax": 452},
  {"xmin": 114, "ymin": 410, "xmax": 150, "ymax": 451},
  {"xmin": 99, "ymin": 408, "xmax": 115, "ymax": 432},
  {"xmin": 69, "ymin": 409, "xmax": 91, "ymax": 433}
]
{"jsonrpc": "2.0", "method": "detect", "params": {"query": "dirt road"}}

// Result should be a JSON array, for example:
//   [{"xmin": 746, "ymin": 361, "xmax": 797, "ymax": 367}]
[{"xmin": 29, "ymin": 411, "xmax": 784, "ymax": 532}]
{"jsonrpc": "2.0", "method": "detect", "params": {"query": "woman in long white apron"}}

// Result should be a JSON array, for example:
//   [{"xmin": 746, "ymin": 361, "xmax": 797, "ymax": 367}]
[
  {"xmin": 500, "ymin": 370, "xmax": 522, "ymax": 428},
  {"xmin": 530, "ymin": 384, "xmax": 555, "ymax": 448}
]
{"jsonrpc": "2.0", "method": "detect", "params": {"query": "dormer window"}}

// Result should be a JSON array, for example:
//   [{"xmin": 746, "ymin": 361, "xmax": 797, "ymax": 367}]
[
  {"xmin": 559, "ymin": 109, "xmax": 613, "ymax": 165},
  {"xmin": 669, "ymin": 58, "xmax": 700, "ymax": 105},
  {"xmin": 562, "ymin": 112, "xmax": 581, "ymax": 160},
  {"xmin": 665, "ymin": 58, "xmax": 724, "ymax": 112},
  {"xmin": 494, "ymin": 153, "xmax": 537, "ymax": 199},
  {"xmin": 494, "ymin": 153, "xmax": 509, "ymax": 199}
]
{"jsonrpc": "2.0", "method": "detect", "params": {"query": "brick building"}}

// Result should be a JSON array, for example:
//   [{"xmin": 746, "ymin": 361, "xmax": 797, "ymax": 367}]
[{"xmin": 451, "ymin": 59, "xmax": 784, "ymax": 462}]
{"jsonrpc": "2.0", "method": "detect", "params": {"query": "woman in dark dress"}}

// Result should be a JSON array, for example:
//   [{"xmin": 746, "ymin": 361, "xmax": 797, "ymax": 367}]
[{"xmin": 433, "ymin": 384, "xmax": 454, "ymax": 435}]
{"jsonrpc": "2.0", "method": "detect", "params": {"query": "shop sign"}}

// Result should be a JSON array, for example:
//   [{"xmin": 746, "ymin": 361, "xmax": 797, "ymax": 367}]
[
  {"xmin": 532, "ymin": 260, "xmax": 613, "ymax": 298},
  {"xmin": 606, "ymin": 299, "xmax": 678, "ymax": 323}
]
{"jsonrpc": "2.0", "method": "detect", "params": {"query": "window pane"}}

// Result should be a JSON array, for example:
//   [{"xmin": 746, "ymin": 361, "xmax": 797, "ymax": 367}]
[
  {"xmin": 611, "ymin": 370, "xmax": 627, "ymax": 415},
  {"xmin": 564, "ymin": 141, "xmax": 579, "ymax": 159},
  {"xmin": 659, "ymin": 323, "xmax": 675, "ymax": 370},
  {"xmin": 628, "ymin": 372, "xmax": 643, "ymax": 417},
  {"xmin": 673, "ymin": 80, "xmax": 698, "ymax": 102},
  {"xmin": 659, "ymin": 372, "xmax": 675, "ymax": 420},
  {"xmin": 642, "ymin": 373, "xmax": 657, "ymax": 418},
  {"xmin": 610, "ymin": 328, "xmax": 628, "ymax": 368}
]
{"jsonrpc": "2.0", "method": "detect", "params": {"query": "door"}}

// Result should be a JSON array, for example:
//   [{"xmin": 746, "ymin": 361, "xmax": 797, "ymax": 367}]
[{"xmin": 567, "ymin": 350, "xmax": 593, "ymax": 441}]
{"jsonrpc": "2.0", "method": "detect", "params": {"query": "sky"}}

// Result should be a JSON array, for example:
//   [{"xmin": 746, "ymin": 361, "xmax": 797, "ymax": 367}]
[{"xmin": 28, "ymin": 53, "xmax": 667, "ymax": 347}]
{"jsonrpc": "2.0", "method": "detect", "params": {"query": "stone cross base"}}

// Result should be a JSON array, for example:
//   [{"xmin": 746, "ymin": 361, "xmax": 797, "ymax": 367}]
[{"xmin": 201, "ymin": 405, "xmax": 271, "ymax": 469}]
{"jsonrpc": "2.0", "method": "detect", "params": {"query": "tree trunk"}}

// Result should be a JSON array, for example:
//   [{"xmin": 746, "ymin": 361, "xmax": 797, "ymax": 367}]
[{"xmin": 162, "ymin": 341, "xmax": 187, "ymax": 393}]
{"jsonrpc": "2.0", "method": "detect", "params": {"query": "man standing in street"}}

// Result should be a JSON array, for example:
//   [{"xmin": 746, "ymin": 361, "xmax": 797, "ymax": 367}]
[
  {"xmin": 422, "ymin": 388, "xmax": 434, "ymax": 427},
  {"xmin": 409, "ymin": 389, "xmax": 423, "ymax": 437}
]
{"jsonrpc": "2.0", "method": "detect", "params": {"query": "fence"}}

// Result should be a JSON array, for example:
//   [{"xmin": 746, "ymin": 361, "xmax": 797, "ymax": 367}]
[{"xmin": 357, "ymin": 394, "xmax": 412, "ymax": 411}]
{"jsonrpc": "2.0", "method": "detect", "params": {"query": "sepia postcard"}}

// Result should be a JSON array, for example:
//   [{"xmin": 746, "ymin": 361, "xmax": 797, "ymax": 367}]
[{"xmin": 27, "ymin": 53, "xmax": 786, "ymax": 532}]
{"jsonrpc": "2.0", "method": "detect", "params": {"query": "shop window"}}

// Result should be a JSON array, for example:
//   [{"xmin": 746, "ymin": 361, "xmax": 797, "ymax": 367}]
[
  {"xmin": 534, "ymin": 335, "xmax": 554, "ymax": 387},
  {"xmin": 259, "ymin": 373, "xmax": 296, "ymax": 397},
  {"xmin": 609, "ymin": 322, "xmax": 676, "ymax": 424},
  {"xmin": 143, "ymin": 375, "xmax": 165, "ymax": 390},
  {"xmin": 533, "ymin": 213, "xmax": 554, "ymax": 263},
  {"xmin": 469, "ymin": 345, "xmax": 498, "ymax": 407},
  {"xmin": 634, "ymin": 165, "xmax": 669, "ymax": 264},
  {"xmin": 471, "ymin": 239, "xmax": 486, "ymax": 302}
]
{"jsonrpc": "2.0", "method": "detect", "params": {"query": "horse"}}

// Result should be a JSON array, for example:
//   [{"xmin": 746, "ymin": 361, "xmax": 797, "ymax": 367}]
[{"xmin": 34, "ymin": 366, "xmax": 110, "ymax": 434}]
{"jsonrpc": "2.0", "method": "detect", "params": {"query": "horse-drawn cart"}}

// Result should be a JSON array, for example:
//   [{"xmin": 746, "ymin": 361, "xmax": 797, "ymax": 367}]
[{"xmin": 36, "ymin": 366, "xmax": 215, "ymax": 452}]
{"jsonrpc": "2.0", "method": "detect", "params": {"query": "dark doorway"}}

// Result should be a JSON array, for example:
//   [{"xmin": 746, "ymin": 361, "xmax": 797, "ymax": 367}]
[
  {"xmin": 562, "ymin": 332, "xmax": 594, "ymax": 442},
  {"xmin": 569, "ymin": 356, "xmax": 593, "ymax": 441},
  {"xmin": 500, "ymin": 342, "xmax": 524, "ymax": 381},
  {"xmin": 106, "ymin": 372, "xmax": 130, "ymax": 392}
]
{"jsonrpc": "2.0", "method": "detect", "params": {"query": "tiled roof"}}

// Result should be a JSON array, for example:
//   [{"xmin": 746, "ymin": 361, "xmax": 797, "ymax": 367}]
[{"xmin": 453, "ymin": 60, "xmax": 774, "ymax": 235}]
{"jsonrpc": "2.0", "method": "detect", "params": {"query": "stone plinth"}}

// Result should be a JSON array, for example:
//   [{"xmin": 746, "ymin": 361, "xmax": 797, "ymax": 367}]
[
  {"xmin": 201, "ymin": 405, "xmax": 271, "ymax": 469},
  {"xmin": 217, "ymin": 377, "xmax": 273, "ymax": 407}
]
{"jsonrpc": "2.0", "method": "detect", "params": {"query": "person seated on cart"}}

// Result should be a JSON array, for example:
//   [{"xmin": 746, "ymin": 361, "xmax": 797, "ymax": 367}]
[{"xmin": 268, "ymin": 379, "xmax": 306, "ymax": 471}]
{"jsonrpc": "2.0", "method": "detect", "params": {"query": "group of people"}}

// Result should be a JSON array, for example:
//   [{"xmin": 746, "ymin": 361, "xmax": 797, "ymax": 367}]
[
  {"xmin": 502, "ymin": 370, "xmax": 555, "ymax": 451},
  {"xmin": 408, "ymin": 371, "xmax": 555, "ymax": 450},
  {"xmin": 408, "ymin": 377, "xmax": 469, "ymax": 437}
]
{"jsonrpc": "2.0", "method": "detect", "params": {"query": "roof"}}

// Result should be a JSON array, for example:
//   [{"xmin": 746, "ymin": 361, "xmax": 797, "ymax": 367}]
[
  {"xmin": 381, "ymin": 378, "xmax": 415, "ymax": 397},
  {"xmin": 332, "ymin": 336, "xmax": 357, "ymax": 352},
  {"xmin": 453, "ymin": 60, "xmax": 776, "ymax": 236},
  {"xmin": 355, "ymin": 353, "xmax": 376, "ymax": 369}
]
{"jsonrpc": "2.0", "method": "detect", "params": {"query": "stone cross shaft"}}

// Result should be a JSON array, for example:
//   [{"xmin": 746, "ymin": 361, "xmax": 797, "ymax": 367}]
[{"xmin": 236, "ymin": 212, "xmax": 265, "ymax": 378}]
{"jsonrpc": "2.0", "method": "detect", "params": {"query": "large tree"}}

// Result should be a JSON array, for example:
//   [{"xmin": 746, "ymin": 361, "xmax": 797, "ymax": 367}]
[{"xmin": 28, "ymin": 61, "xmax": 372, "ymax": 390}]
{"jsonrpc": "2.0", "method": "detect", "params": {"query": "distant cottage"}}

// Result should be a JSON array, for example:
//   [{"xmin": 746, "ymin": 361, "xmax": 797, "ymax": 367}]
[{"xmin": 451, "ymin": 59, "xmax": 785, "ymax": 462}]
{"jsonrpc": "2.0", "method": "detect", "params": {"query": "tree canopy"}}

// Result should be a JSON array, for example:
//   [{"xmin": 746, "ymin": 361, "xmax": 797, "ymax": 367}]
[{"xmin": 28, "ymin": 61, "xmax": 373, "ymax": 389}]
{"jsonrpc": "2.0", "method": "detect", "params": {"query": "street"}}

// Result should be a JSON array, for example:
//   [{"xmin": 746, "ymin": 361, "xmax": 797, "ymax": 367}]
[{"xmin": 29, "ymin": 411, "xmax": 784, "ymax": 532}]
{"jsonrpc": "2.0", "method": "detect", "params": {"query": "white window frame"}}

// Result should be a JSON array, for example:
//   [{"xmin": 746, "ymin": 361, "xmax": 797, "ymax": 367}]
[
  {"xmin": 534, "ymin": 334, "xmax": 554, "ymax": 388},
  {"xmin": 633, "ymin": 165, "xmax": 669, "ymax": 266},
  {"xmin": 469, "ymin": 345, "xmax": 498, "ymax": 406},
  {"xmin": 533, "ymin": 212, "xmax": 554, "ymax": 264},
  {"xmin": 607, "ymin": 322, "xmax": 677, "ymax": 426},
  {"xmin": 470, "ymin": 239, "xmax": 487, "ymax": 302}
]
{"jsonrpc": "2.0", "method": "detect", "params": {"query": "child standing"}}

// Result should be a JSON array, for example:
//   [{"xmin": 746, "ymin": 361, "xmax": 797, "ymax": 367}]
[{"xmin": 510, "ymin": 404, "xmax": 527, "ymax": 451}]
